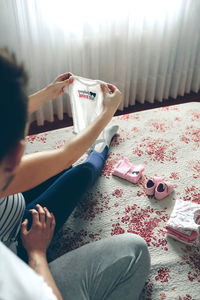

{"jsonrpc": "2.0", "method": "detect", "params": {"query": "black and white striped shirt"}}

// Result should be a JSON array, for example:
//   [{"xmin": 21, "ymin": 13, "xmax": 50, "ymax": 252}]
[{"xmin": 0, "ymin": 193, "xmax": 25, "ymax": 245}]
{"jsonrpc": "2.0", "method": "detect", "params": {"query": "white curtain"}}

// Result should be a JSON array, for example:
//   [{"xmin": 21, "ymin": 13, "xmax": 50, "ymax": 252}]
[{"xmin": 0, "ymin": 0, "xmax": 200, "ymax": 125}]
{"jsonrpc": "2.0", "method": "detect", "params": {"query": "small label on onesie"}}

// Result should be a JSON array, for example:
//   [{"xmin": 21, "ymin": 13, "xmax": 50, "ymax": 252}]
[{"xmin": 78, "ymin": 90, "xmax": 97, "ymax": 100}]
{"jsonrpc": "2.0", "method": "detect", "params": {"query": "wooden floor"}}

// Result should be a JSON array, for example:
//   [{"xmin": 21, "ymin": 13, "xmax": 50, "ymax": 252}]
[{"xmin": 28, "ymin": 91, "xmax": 200, "ymax": 135}]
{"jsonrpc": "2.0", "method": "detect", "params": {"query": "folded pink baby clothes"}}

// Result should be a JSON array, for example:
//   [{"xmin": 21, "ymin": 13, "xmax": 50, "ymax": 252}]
[
  {"xmin": 166, "ymin": 199, "xmax": 200, "ymax": 246},
  {"xmin": 112, "ymin": 157, "xmax": 144, "ymax": 184}
]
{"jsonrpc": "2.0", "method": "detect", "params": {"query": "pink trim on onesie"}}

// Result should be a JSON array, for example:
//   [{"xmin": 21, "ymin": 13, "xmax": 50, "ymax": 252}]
[{"xmin": 112, "ymin": 157, "xmax": 144, "ymax": 184}]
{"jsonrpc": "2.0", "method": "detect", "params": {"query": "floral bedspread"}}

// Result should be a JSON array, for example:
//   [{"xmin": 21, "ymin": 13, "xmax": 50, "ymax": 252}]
[{"xmin": 25, "ymin": 102, "xmax": 200, "ymax": 300}]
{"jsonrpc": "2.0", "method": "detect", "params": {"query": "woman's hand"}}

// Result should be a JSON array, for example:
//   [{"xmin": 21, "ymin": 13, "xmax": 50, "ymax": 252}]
[
  {"xmin": 28, "ymin": 72, "xmax": 74, "ymax": 114},
  {"xmin": 21, "ymin": 204, "xmax": 63, "ymax": 300},
  {"xmin": 48, "ymin": 72, "xmax": 74, "ymax": 99},
  {"xmin": 101, "ymin": 83, "xmax": 122, "ymax": 117},
  {"xmin": 20, "ymin": 204, "xmax": 56, "ymax": 256}
]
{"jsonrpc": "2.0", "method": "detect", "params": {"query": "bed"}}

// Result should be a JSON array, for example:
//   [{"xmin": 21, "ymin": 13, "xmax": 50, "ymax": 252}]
[{"xmin": 25, "ymin": 102, "xmax": 200, "ymax": 300}]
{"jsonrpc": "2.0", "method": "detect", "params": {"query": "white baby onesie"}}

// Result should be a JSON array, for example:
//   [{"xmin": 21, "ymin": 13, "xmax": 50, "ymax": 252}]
[{"xmin": 64, "ymin": 75, "xmax": 107, "ymax": 134}]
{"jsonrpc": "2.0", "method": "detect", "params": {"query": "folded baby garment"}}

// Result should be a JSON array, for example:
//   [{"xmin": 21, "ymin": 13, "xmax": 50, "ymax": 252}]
[
  {"xmin": 113, "ymin": 157, "xmax": 144, "ymax": 184},
  {"xmin": 166, "ymin": 199, "xmax": 200, "ymax": 246},
  {"xmin": 64, "ymin": 75, "xmax": 107, "ymax": 134}
]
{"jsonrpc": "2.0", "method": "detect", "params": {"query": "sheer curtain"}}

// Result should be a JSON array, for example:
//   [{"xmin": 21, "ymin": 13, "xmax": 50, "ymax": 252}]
[{"xmin": 0, "ymin": 0, "xmax": 200, "ymax": 125}]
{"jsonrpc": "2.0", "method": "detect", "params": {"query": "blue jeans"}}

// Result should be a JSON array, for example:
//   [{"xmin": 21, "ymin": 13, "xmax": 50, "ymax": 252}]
[{"xmin": 22, "ymin": 147, "xmax": 109, "ymax": 231}]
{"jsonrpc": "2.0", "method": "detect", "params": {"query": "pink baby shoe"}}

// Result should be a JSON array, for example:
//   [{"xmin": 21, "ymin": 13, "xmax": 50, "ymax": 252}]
[
  {"xmin": 145, "ymin": 177, "xmax": 162, "ymax": 196},
  {"xmin": 154, "ymin": 181, "xmax": 174, "ymax": 200},
  {"xmin": 113, "ymin": 157, "xmax": 144, "ymax": 184}
]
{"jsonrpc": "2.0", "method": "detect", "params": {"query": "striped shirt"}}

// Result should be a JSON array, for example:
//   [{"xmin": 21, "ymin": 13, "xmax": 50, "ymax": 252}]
[{"xmin": 0, "ymin": 193, "xmax": 25, "ymax": 245}]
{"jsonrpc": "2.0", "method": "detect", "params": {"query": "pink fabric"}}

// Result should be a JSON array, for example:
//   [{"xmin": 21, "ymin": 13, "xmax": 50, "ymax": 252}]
[
  {"xmin": 112, "ymin": 157, "xmax": 144, "ymax": 183},
  {"xmin": 154, "ymin": 181, "xmax": 174, "ymax": 200},
  {"xmin": 145, "ymin": 177, "xmax": 163, "ymax": 196},
  {"xmin": 145, "ymin": 178, "xmax": 174, "ymax": 200},
  {"xmin": 166, "ymin": 199, "xmax": 200, "ymax": 245},
  {"xmin": 166, "ymin": 227, "xmax": 198, "ymax": 244}
]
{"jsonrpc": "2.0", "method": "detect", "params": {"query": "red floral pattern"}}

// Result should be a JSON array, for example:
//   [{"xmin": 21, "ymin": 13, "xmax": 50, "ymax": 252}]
[
  {"xmin": 143, "ymin": 278, "xmax": 154, "ymax": 300},
  {"xmin": 160, "ymin": 292, "xmax": 167, "ymax": 299},
  {"xmin": 111, "ymin": 128, "xmax": 131, "ymax": 146},
  {"xmin": 111, "ymin": 204, "xmax": 169, "ymax": 250},
  {"xmin": 159, "ymin": 106, "xmax": 179, "ymax": 111},
  {"xmin": 101, "ymin": 152, "xmax": 121, "ymax": 178},
  {"xmin": 112, "ymin": 189, "xmax": 123, "ymax": 198},
  {"xmin": 169, "ymin": 172, "xmax": 180, "ymax": 180},
  {"xmin": 73, "ymin": 190, "xmax": 112, "ymax": 221},
  {"xmin": 133, "ymin": 137, "xmax": 177, "ymax": 163},
  {"xmin": 189, "ymin": 160, "xmax": 200, "ymax": 179},
  {"xmin": 178, "ymin": 295, "xmax": 194, "ymax": 300},
  {"xmin": 181, "ymin": 185, "xmax": 200, "ymax": 204},
  {"xmin": 116, "ymin": 112, "xmax": 141, "ymax": 120},
  {"xmin": 148, "ymin": 119, "xmax": 173, "ymax": 132},
  {"xmin": 178, "ymin": 246, "xmax": 200, "ymax": 283},
  {"xmin": 25, "ymin": 102, "xmax": 200, "ymax": 300},
  {"xmin": 190, "ymin": 110, "xmax": 200, "ymax": 121},
  {"xmin": 180, "ymin": 126, "xmax": 200, "ymax": 147},
  {"xmin": 155, "ymin": 267, "xmax": 171, "ymax": 283},
  {"xmin": 25, "ymin": 132, "xmax": 48, "ymax": 144},
  {"xmin": 52, "ymin": 139, "xmax": 64, "ymax": 149}
]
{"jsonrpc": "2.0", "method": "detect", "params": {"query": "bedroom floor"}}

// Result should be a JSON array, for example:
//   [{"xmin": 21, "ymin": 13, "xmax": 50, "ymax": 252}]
[{"xmin": 28, "ymin": 91, "xmax": 200, "ymax": 135}]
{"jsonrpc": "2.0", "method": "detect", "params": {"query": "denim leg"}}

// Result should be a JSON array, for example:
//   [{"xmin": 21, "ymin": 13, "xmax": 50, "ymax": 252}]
[
  {"xmin": 22, "ymin": 146, "xmax": 108, "ymax": 231},
  {"xmin": 18, "ymin": 147, "xmax": 109, "ymax": 262},
  {"xmin": 22, "ymin": 168, "xmax": 71, "ymax": 204}
]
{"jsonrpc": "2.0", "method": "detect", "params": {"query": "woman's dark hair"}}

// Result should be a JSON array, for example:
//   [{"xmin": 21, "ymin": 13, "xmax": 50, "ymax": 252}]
[{"xmin": 0, "ymin": 48, "xmax": 28, "ymax": 162}]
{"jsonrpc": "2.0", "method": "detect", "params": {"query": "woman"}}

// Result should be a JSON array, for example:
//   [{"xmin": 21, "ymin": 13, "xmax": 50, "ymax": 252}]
[
  {"xmin": 0, "ymin": 49, "xmax": 150, "ymax": 300},
  {"xmin": 0, "ymin": 70, "xmax": 122, "ymax": 244}
]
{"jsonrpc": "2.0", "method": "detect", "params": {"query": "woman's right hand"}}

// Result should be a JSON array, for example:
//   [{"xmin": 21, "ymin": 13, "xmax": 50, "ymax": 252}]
[
  {"xmin": 101, "ymin": 83, "xmax": 122, "ymax": 117},
  {"xmin": 20, "ymin": 204, "xmax": 56, "ymax": 257}
]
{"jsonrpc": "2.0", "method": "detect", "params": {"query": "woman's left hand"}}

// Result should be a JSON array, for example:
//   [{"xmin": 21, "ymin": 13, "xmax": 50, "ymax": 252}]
[{"xmin": 48, "ymin": 72, "xmax": 74, "ymax": 99}]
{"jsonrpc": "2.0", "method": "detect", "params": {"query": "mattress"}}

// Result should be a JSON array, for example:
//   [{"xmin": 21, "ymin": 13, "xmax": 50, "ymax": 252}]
[{"xmin": 25, "ymin": 102, "xmax": 200, "ymax": 300}]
